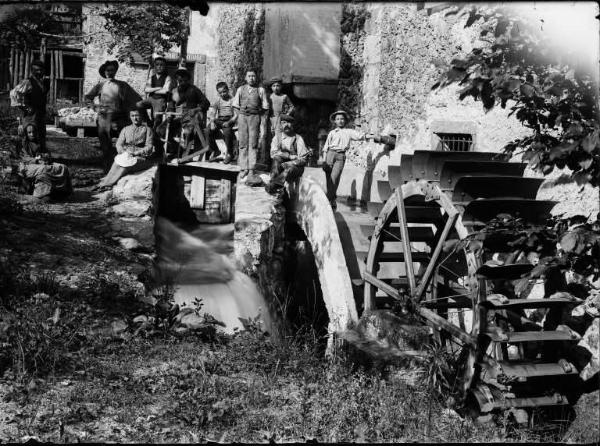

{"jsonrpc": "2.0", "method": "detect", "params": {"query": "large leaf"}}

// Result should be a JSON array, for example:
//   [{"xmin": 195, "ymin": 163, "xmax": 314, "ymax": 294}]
[
  {"xmin": 581, "ymin": 130, "xmax": 599, "ymax": 154},
  {"xmin": 560, "ymin": 232, "xmax": 579, "ymax": 252},
  {"xmin": 548, "ymin": 142, "xmax": 577, "ymax": 161}
]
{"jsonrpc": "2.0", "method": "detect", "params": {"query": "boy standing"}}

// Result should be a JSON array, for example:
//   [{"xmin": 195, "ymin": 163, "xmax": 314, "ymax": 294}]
[
  {"xmin": 268, "ymin": 77, "xmax": 294, "ymax": 140},
  {"xmin": 232, "ymin": 69, "xmax": 269, "ymax": 184},
  {"xmin": 207, "ymin": 82, "xmax": 238, "ymax": 164},
  {"xmin": 320, "ymin": 110, "xmax": 374, "ymax": 211},
  {"xmin": 138, "ymin": 57, "xmax": 173, "ymax": 128}
]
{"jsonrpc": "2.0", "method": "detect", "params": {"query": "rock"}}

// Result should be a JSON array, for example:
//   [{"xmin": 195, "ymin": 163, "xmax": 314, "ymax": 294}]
[
  {"xmin": 108, "ymin": 201, "xmax": 152, "ymax": 218},
  {"xmin": 579, "ymin": 319, "xmax": 600, "ymax": 381},
  {"xmin": 110, "ymin": 167, "xmax": 157, "ymax": 201},
  {"xmin": 114, "ymin": 237, "xmax": 142, "ymax": 251},
  {"xmin": 111, "ymin": 319, "xmax": 128, "ymax": 335}
]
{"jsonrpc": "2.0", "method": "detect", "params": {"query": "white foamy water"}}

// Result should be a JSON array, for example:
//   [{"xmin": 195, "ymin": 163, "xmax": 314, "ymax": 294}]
[{"xmin": 155, "ymin": 217, "xmax": 272, "ymax": 333}]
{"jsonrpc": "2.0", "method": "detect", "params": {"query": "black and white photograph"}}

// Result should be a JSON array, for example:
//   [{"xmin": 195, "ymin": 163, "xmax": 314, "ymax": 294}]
[{"xmin": 0, "ymin": 0, "xmax": 599, "ymax": 442}]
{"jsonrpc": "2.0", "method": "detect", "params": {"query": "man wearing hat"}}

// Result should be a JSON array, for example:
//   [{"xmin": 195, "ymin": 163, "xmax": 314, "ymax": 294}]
[
  {"xmin": 85, "ymin": 60, "xmax": 142, "ymax": 170},
  {"xmin": 268, "ymin": 76, "xmax": 294, "ymax": 141},
  {"xmin": 10, "ymin": 60, "xmax": 49, "ymax": 151},
  {"xmin": 137, "ymin": 57, "xmax": 173, "ymax": 130},
  {"xmin": 265, "ymin": 114, "xmax": 310, "ymax": 196},
  {"xmin": 321, "ymin": 109, "xmax": 374, "ymax": 210},
  {"xmin": 163, "ymin": 67, "xmax": 210, "ymax": 157}
]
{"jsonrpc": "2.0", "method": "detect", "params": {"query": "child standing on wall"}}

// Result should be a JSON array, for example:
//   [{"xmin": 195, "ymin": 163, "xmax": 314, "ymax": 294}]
[
  {"xmin": 320, "ymin": 110, "xmax": 374, "ymax": 211},
  {"xmin": 268, "ymin": 77, "xmax": 295, "ymax": 140}
]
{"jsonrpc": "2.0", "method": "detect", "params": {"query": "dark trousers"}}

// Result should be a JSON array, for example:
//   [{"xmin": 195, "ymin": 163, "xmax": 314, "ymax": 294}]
[
  {"xmin": 323, "ymin": 150, "xmax": 346, "ymax": 203},
  {"xmin": 209, "ymin": 117, "xmax": 235, "ymax": 157},
  {"xmin": 97, "ymin": 111, "xmax": 127, "ymax": 171},
  {"xmin": 238, "ymin": 113, "xmax": 261, "ymax": 170},
  {"xmin": 270, "ymin": 156, "xmax": 304, "ymax": 187}
]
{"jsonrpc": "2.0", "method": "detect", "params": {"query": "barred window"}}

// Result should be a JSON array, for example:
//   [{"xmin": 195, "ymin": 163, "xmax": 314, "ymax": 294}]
[{"xmin": 435, "ymin": 133, "xmax": 473, "ymax": 152}]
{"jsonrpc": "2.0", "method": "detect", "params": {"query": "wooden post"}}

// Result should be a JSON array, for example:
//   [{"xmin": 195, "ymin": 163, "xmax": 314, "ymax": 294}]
[
  {"xmin": 395, "ymin": 186, "xmax": 416, "ymax": 295},
  {"xmin": 9, "ymin": 47, "xmax": 14, "ymax": 88}
]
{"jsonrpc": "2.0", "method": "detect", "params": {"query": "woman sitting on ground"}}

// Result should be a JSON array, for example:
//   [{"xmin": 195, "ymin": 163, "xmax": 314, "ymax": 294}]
[
  {"xmin": 13, "ymin": 123, "xmax": 72, "ymax": 202},
  {"xmin": 94, "ymin": 108, "xmax": 155, "ymax": 191}
]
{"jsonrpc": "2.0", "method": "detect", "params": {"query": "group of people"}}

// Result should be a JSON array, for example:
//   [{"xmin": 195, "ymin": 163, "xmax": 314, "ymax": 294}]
[{"xmin": 10, "ymin": 56, "xmax": 393, "ymax": 209}]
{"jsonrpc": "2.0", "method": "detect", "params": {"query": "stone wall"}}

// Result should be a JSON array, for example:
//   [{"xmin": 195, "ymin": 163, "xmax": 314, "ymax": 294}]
[
  {"xmin": 215, "ymin": 3, "xmax": 265, "ymax": 91},
  {"xmin": 81, "ymin": 4, "xmax": 148, "ymax": 96}
]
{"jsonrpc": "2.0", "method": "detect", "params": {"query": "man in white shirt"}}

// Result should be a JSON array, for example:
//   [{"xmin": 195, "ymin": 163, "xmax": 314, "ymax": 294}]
[{"xmin": 266, "ymin": 114, "xmax": 310, "ymax": 196}]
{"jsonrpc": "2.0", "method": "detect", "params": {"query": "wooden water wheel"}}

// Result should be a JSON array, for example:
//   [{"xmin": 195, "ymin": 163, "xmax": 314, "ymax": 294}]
[{"xmin": 362, "ymin": 150, "xmax": 584, "ymax": 417}]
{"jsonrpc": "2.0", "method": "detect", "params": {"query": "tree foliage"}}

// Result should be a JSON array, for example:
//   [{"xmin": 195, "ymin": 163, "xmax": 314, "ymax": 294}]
[
  {"xmin": 433, "ymin": 5, "xmax": 600, "ymax": 186},
  {"xmin": 0, "ymin": 6, "xmax": 66, "ymax": 50},
  {"xmin": 98, "ymin": 4, "xmax": 189, "ymax": 64}
]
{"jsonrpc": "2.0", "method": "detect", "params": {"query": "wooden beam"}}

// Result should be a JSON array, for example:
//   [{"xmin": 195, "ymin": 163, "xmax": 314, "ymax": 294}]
[
  {"xmin": 363, "ymin": 271, "xmax": 407, "ymax": 303},
  {"xmin": 415, "ymin": 209, "xmax": 458, "ymax": 301},
  {"xmin": 417, "ymin": 306, "xmax": 476, "ymax": 348},
  {"xmin": 395, "ymin": 186, "xmax": 416, "ymax": 294}
]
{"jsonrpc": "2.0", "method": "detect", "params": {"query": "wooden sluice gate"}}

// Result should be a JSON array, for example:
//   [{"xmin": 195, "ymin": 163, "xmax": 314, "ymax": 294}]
[{"xmin": 156, "ymin": 161, "xmax": 240, "ymax": 225}]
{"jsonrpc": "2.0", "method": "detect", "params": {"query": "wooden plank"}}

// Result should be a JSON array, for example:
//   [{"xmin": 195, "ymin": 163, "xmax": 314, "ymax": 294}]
[
  {"xmin": 483, "ymin": 361, "xmax": 579, "ymax": 379},
  {"xmin": 395, "ymin": 187, "xmax": 416, "ymax": 295},
  {"xmin": 220, "ymin": 178, "xmax": 232, "ymax": 222},
  {"xmin": 480, "ymin": 296, "xmax": 581, "ymax": 310},
  {"xmin": 484, "ymin": 329, "xmax": 580, "ymax": 343},
  {"xmin": 189, "ymin": 175, "xmax": 205, "ymax": 209}
]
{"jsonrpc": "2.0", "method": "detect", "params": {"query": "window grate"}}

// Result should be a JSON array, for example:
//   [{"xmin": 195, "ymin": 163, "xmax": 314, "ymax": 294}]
[{"xmin": 435, "ymin": 133, "xmax": 473, "ymax": 152}]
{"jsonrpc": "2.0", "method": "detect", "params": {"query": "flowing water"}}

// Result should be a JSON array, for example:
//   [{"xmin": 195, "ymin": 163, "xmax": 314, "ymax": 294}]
[{"xmin": 154, "ymin": 217, "xmax": 272, "ymax": 333}]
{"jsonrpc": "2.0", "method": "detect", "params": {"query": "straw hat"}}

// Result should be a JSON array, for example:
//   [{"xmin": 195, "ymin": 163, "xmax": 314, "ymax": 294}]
[{"xmin": 329, "ymin": 110, "xmax": 350, "ymax": 123}]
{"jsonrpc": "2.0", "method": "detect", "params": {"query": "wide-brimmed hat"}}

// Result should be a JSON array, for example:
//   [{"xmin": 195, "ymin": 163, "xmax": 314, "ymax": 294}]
[
  {"xmin": 99, "ymin": 60, "xmax": 119, "ymax": 78},
  {"xmin": 153, "ymin": 56, "xmax": 167, "ymax": 65},
  {"xmin": 329, "ymin": 110, "xmax": 350, "ymax": 123},
  {"xmin": 174, "ymin": 68, "xmax": 191, "ymax": 79},
  {"xmin": 280, "ymin": 114, "xmax": 294, "ymax": 123}
]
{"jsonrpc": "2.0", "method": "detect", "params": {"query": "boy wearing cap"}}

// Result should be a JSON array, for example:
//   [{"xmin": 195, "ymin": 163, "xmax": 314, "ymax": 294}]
[
  {"xmin": 232, "ymin": 69, "xmax": 269, "ymax": 184},
  {"xmin": 85, "ymin": 60, "xmax": 142, "ymax": 170},
  {"xmin": 266, "ymin": 114, "xmax": 310, "ymax": 196},
  {"xmin": 268, "ymin": 77, "xmax": 294, "ymax": 140},
  {"xmin": 138, "ymin": 57, "xmax": 173, "ymax": 128},
  {"xmin": 321, "ymin": 110, "xmax": 374, "ymax": 210},
  {"xmin": 207, "ymin": 81, "xmax": 237, "ymax": 164}
]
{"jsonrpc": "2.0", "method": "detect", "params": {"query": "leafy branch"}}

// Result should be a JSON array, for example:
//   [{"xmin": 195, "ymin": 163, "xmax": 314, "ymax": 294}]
[{"xmin": 433, "ymin": 5, "xmax": 600, "ymax": 186}]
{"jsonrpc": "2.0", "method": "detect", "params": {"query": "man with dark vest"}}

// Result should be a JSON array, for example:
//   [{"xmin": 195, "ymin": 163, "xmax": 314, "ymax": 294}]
[
  {"xmin": 84, "ymin": 60, "xmax": 142, "ymax": 171},
  {"xmin": 232, "ymin": 69, "xmax": 269, "ymax": 185},
  {"xmin": 265, "ymin": 114, "xmax": 310, "ymax": 196},
  {"xmin": 137, "ymin": 57, "xmax": 173, "ymax": 129},
  {"xmin": 10, "ymin": 60, "xmax": 49, "ymax": 151}
]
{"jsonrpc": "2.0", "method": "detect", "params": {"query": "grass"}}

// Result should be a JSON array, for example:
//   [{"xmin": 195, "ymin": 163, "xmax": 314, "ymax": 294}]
[{"xmin": 0, "ymin": 191, "xmax": 598, "ymax": 443}]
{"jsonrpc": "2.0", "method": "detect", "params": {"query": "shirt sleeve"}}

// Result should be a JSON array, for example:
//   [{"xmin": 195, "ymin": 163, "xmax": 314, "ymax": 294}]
[
  {"xmin": 84, "ymin": 82, "xmax": 101, "ymax": 101},
  {"xmin": 197, "ymin": 89, "xmax": 210, "ymax": 112},
  {"xmin": 159, "ymin": 75, "xmax": 173, "ymax": 95},
  {"xmin": 295, "ymin": 136, "xmax": 310, "ymax": 166},
  {"xmin": 232, "ymin": 87, "xmax": 241, "ymax": 109},
  {"xmin": 260, "ymin": 88, "xmax": 269, "ymax": 111},
  {"xmin": 116, "ymin": 126, "xmax": 127, "ymax": 153},
  {"xmin": 322, "ymin": 131, "xmax": 333, "ymax": 154},
  {"xmin": 349, "ymin": 129, "xmax": 366, "ymax": 141},
  {"xmin": 284, "ymin": 95, "xmax": 295, "ymax": 115},
  {"xmin": 270, "ymin": 135, "xmax": 280, "ymax": 158}
]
